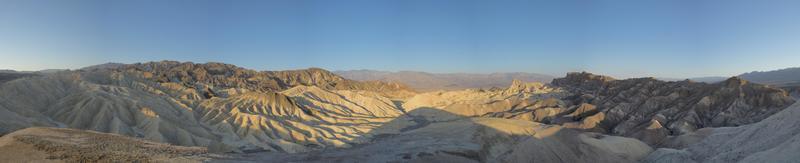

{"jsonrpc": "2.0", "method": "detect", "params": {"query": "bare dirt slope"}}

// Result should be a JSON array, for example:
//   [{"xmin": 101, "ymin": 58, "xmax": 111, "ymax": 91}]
[{"xmin": 0, "ymin": 127, "xmax": 211, "ymax": 163}]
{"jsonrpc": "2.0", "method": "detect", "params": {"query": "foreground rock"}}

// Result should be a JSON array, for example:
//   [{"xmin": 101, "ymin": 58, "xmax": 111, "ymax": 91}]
[
  {"xmin": 0, "ymin": 127, "xmax": 211, "ymax": 162},
  {"xmin": 643, "ymin": 102, "xmax": 800, "ymax": 162}
]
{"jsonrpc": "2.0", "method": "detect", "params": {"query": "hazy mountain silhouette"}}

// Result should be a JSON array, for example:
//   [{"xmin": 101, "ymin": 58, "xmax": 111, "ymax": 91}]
[{"xmin": 739, "ymin": 67, "xmax": 800, "ymax": 87}]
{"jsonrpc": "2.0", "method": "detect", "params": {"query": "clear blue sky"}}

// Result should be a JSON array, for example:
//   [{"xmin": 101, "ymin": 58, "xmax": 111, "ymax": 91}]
[{"xmin": 1, "ymin": 0, "xmax": 799, "ymax": 78}]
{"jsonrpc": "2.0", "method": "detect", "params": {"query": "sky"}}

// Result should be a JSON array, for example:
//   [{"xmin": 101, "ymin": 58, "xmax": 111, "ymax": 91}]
[{"xmin": 1, "ymin": 0, "xmax": 799, "ymax": 78}]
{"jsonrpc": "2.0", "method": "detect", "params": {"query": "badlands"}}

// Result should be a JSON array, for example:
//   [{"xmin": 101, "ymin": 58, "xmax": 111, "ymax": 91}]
[{"xmin": 0, "ymin": 61, "xmax": 797, "ymax": 163}]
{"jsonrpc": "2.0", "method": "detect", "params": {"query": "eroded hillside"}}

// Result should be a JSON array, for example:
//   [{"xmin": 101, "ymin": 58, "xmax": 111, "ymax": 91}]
[{"xmin": 0, "ymin": 61, "xmax": 414, "ymax": 154}]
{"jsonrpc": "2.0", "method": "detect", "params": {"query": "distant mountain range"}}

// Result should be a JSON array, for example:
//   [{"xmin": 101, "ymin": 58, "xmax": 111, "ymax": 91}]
[
  {"xmin": 657, "ymin": 76, "xmax": 729, "ymax": 83},
  {"xmin": 688, "ymin": 76, "xmax": 730, "ymax": 83},
  {"xmin": 334, "ymin": 70, "xmax": 554, "ymax": 91},
  {"xmin": 675, "ymin": 67, "xmax": 800, "ymax": 88},
  {"xmin": 739, "ymin": 67, "xmax": 800, "ymax": 87},
  {"xmin": 680, "ymin": 67, "xmax": 800, "ymax": 87}
]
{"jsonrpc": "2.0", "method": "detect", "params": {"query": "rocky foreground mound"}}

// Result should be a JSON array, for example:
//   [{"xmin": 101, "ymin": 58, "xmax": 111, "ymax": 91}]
[
  {"xmin": 642, "ymin": 101, "xmax": 800, "ymax": 163},
  {"xmin": 0, "ymin": 127, "xmax": 210, "ymax": 162}
]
